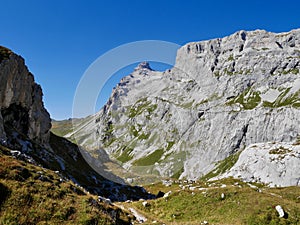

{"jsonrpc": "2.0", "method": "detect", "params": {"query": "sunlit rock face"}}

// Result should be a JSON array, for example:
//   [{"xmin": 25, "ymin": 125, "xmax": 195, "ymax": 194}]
[
  {"xmin": 66, "ymin": 29, "xmax": 300, "ymax": 182},
  {"xmin": 216, "ymin": 142, "xmax": 300, "ymax": 187}
]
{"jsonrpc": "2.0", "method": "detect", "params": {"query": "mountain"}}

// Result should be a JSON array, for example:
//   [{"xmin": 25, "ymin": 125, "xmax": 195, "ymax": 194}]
[
  {"xmin": 63, "ymin": 29, "xmax": 300, "ymax": 185},
  {"xmin": 0, "ymin": 46, "xmax": 154, "ymax": 205}
]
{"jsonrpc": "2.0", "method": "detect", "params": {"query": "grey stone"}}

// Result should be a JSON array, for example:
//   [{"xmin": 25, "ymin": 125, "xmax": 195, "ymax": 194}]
[
  {"xmin": 0, "ymin": 50, "xmax": 51, "ymax": 145},
  {"xmin": 66, "ymin": 29, "xmax": 300, "ymax": 185}
]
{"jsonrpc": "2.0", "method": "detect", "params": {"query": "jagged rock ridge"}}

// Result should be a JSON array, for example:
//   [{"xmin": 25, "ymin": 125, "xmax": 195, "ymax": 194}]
[{"xmin": 65, "ymin": 29, "xmax": 300, "ymax": 185}]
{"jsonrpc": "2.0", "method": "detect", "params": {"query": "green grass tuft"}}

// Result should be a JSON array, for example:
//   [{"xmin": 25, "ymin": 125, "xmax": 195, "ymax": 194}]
[
  {"xmin": 133, "ymin": 149, "xmax": 164, "ymax": 166},
  {"xmin": 227, "ymin": 54, "xmax": 234, "ymax": 61},
  {"xmin": 116, "ymin": 146, "xmax": 134, "ymax": 163}
]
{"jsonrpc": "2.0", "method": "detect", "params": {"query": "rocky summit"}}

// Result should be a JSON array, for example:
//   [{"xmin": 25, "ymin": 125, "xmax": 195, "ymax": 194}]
[{"xmin": 65, "ymin": 28, "xmax": 300, "ymax": 186}]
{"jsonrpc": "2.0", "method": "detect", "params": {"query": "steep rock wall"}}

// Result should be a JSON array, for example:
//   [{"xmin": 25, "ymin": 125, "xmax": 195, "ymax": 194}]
[
  {"xmin": 0, "ymin": 47, "xmax": 51, "ymax": 145},
  {"xmin": 65, "ymin": 29, "xmax": 300, "ymax": 181}
]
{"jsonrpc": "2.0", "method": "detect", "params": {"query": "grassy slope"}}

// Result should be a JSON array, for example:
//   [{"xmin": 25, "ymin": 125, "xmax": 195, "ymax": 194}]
[
  {"xmin": 122, "ymin": 178, "xmax": 300, "ymax": 225},
  {"xmin": 51, "ymin": 119, "xmax": 74, "ymax": 138},
  {"xmin": 121, "ymin": 150, "xmax": 300, "ymax": 224},
  {"xmin": 0, "ymin": 145, "xmax": 132, "ymax": 225}
]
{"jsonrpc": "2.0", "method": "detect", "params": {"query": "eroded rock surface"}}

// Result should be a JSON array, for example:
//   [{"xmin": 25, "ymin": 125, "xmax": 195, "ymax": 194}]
[
  {"xmin": 216, "ymin": 142, "xmax": 300, "ymax": 187},
  {"xmin": 65, "ymin": 29, "xmax": 300, "ymax": 183}
]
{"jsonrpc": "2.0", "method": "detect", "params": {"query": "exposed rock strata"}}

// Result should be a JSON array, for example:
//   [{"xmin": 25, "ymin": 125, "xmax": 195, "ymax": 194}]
[{"xmin": 65, "ymin": 29, "xmax": 300, "ymax": 185}]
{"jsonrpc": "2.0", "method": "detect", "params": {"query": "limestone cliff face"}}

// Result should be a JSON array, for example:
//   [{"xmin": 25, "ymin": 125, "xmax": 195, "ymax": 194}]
[
  {"xmin": 0, "ymin": 47, "xmax": 51, "ymax": 145},
  {"xmin": 65, "ymin": 29, "xmax": 300, "ymax": 184}
]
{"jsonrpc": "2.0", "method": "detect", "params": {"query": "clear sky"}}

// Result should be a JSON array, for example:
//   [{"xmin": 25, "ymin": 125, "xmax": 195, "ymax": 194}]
[{"xmin": 1, "ymin": 0, "xmax": 299, "ymax": 120}]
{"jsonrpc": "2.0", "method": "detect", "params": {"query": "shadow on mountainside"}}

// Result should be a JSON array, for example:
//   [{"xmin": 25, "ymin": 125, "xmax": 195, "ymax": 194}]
[{"xmin": 2, "ymin": 128, "xmax": 155, "ymax": 202}]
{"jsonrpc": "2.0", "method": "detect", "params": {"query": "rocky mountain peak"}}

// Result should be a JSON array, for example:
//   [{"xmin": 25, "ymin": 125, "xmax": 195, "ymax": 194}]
[
  {"xmin": 135, "ymin": 61, "xmax": 153, "ymax": 71},
  {"xmin": 0, "ymin": 46, "xmax": 13, "ymax": 63},
  {"xmin": 176, "ymin": 28, "xmax": 300, "ymax": 81}
]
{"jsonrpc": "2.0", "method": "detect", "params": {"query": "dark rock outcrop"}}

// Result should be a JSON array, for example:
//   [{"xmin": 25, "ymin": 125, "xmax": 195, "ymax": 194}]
[{"xmin": 0, "ymin": 47, "xmax": 51, "ymax": 145}]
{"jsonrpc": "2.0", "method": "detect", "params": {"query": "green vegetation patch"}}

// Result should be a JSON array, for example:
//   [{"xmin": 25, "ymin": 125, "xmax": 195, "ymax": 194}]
[
  {"xmin": 116, "ymin": 146, "xmax": 134, "ymax": 163},
  {"xmin": 213, "ymin": 71, "xmax": 221, "ymax": 77},
  {"xmin": 51, "ymin": 119, "xmax": 74, "ymax": 137},
  {"xmin": 129, "ymin": 125, "xmax": 139, "ymax": 137},
  {"xmin": 180, "ymin": 100, "xmax": 194, "ymax": 109},
  {"xmin": 224, "ymin": 68, "xmax": 234, "ymax": 75},
  {"xmin": 214, "ymin": 68, "xmax": 252, "ymax": 77},
  {"xmin": 133, "ymin": 149, "xmax": 164, "ymax": 166},
  {"xmin": 129, "ymin": 124, "xmax": 150, "ymax": 140},
  {"xmin": 138, "ymin": 132, "xmax": 150, "ymax": 140},
  {"xmin": 227, "ymin": 54, "xmax": 234, "ymax": 61},
  {"xmin": 281, "ymin": 68, "xmax": 299, "ymax": 75},
  {"xmin": 171, "ymin": 166, "xmax": 184, "ymax": 179},
  {"xmin": 0, "ymin": 145, "xmax": 131, "ymax": 224},
  {"xmin": 132, "ymin": 178, "xmax": 300, "ymax": 224},
  {"xmin": 128, "ymin": 98, "xmax": 157, "ymax": 118},
  {"xmin": 166, "ymin": 141, "xmax": 175, "ymax": 151},
  {"xmin": 263, "ymin": 88, "xmax": 300, "ymax": 108},
  {"xmin": 202, "ymin": 151, "xmax": 242, "ymax": 181},
  {"xmin": 226, "ymin": 88, "xmax": 261, "ymax": 110}
]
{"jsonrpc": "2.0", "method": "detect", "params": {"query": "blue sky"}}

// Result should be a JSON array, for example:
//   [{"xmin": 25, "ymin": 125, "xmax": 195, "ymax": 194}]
[{"xmin": 1, "ymin": 0, "xmax": 299, "ymax": 120}]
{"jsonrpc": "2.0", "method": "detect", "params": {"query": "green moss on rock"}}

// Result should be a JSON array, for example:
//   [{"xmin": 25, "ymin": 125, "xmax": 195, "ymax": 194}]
[
  {"xmin": 263, "ymin": 88, "xmax": 300, "ymax": 108},
  {"xmin": 202, "ymin": 151, "xmax": 242, "ymax": 181},
  {"xmin": 226, "ymin": 88, "xmax": 261, "ymax": 110}
]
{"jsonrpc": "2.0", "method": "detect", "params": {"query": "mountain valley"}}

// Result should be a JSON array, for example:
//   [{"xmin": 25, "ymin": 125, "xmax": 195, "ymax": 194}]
[{"xmin": 1, "ymin": 28, "xmax": 300, "ymax": 224}]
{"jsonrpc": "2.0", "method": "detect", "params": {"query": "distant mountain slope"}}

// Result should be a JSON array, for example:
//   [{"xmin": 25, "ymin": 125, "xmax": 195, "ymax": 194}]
[
  {"xmin": 51, "ymin": 119, "xmax": 75, "ymax": 138},
  {"xmin": 62, "ymin": 29, "xmax": 300, "ymax": 184}
]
